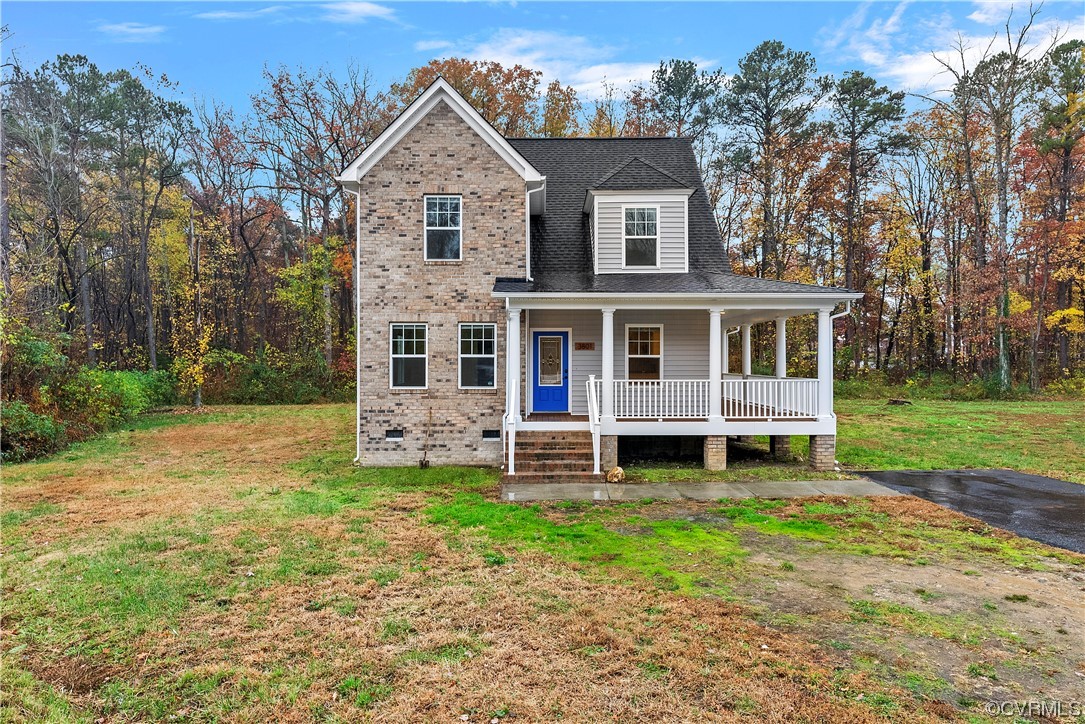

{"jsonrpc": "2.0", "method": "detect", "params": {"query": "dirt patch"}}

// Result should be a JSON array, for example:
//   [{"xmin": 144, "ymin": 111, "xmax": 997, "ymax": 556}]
[
  {"xmin": 113, "ymin": 498, "xmax": 944, "ymax": 722},
  {"xmin": 4, "ymin": 414, "xmax": 336, "ymax": 541}
]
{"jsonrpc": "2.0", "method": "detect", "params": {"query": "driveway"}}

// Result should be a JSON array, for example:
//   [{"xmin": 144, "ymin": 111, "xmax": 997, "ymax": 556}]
[{"xmin": 863, "ymin": 469, "xmax": 1085, "ymax": 554}]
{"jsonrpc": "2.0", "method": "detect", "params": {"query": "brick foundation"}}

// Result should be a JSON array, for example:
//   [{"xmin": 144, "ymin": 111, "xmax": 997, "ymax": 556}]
[
  {"xmin": 601, "ymin": 435, "xmax": 618, "ymax": 470},
  {"xmin": 808, "ymin": 434, "xmax": 836, "ymax": 471},
  {"xmin": 704, "ymin": 435, "xmax": 728, "ymax": 471},
  {"xmin": 770, "ymin": 435, "xmax": 791, "ymax": 461}
]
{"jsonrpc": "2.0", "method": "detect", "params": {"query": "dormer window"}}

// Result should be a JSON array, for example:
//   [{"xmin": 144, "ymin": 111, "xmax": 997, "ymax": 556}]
[
  {"xmin": 425, "ymin": 195, "xmax": 462, "ymax": 260},
  {"xmin": 622, "ymin": 206, "xmax": 659, "ymax": 268}
]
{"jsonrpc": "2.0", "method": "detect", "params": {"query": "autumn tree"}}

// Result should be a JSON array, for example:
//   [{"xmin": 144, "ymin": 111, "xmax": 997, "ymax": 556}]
[{"xmin": 722, "ymin": 41, "xmax": 832, "ymax": 279}]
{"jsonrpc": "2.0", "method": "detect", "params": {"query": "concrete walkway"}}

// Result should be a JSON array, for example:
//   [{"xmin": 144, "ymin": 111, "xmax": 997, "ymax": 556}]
[{"xmin": 500, "ymin": 477, "xmax": 901, "ymax": 502}]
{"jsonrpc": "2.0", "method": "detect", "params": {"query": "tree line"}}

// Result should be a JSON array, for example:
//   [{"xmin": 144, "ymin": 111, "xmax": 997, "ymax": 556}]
[{"xmin": 2, "ymin": 8, "xmax": 1082, "ymax": 407}]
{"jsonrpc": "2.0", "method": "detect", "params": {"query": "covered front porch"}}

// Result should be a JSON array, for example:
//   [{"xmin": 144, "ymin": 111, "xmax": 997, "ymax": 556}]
[{"xmin": 499, "ymin": 294, "xmax": 858, "ymax": 476}]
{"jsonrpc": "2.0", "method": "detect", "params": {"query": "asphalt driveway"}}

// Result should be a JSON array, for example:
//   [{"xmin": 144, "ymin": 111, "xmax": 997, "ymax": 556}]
[{"xmin": 863, "ymin": 469, "xmax": 1085, "ymax": 554}]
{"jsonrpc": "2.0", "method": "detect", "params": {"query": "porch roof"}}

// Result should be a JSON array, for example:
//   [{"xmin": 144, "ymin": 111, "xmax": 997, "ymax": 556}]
[{"xmin": 493, "ymin": 271, "xmax": 860, "ymax": 299}]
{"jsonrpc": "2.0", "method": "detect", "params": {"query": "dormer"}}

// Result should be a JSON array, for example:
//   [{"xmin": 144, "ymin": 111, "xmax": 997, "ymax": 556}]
[{"xmin": 584, "ymin": 157, "xmax": 694, "ymax": 274}]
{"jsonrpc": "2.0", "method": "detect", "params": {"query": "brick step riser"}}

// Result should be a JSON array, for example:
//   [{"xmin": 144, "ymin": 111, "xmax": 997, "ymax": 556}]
[
  {"xmin": 514, "ymin": 464, "xmax": 597, "ymax": 473},
  {"xmin": 520, "ymin": 452, "xmax": 594, "ymax": 460},
  {"xmin": 517, "ymin": 446, "xmax": 595, "ymax": 454},
  {"xmin": 503, "ymin": 475, "xmax": 605, "ymax": 484}
]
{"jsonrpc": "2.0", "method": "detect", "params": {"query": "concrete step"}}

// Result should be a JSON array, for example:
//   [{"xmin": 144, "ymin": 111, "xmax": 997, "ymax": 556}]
[{"xmin": 502, "ymin": 472, "xmax": 604, "ymax": 484}]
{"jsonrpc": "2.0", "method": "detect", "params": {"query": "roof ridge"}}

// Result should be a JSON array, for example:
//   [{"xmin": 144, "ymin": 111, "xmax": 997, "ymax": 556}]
[{"xmin": 588, "ymin": 157, "xmax": 638, "ymax": 189}]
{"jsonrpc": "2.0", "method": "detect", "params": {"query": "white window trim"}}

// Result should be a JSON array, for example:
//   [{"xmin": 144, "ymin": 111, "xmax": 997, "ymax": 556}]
[
  {"xmin": 624, "ymin": 324, "xmax": 664, "ymax": 380},
  {"xmin": 620, "ymin": 204, "xmax": 661, "ymax": 270},
  {"xmin": 458, "ymin": 322, "xmax": 497, "ymax": 390},
  {"xmin": 423, "ymin": 194, "xmax": 463, "ymax": 262},
  {"xmin": 389, "ymin": 322, "xmax": 428, "ymax": 390}
]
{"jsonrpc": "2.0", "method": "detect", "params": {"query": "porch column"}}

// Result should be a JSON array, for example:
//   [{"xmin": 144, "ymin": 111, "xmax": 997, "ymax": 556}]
[
  {"xmin": 722, "ymin": 328, "xmax": 730, "ymax": 375},
  {"xmin": 816, "ymin": 308, "xmax": 833, "ymax": 418},
  {"xmin": 507, "ymin": 308, "xmax": 522, "ymax": 422},
  {"xmin": 775, "ymin": 317, "xmax": 787, "ymax": 378},
  {"xmin": 741, "ymin": 324, "xmax": 752, "ymax": 376},
  {"xmin": 601, "ymin": 308, "xmax": 615, "ymax": 421},
  {"xmin": 708, "ymin": 308, "xmax": 723, "ymax": 421},
  {"xmin": 506, "ymin": 307, "xmax": 522, "ymax": 474}
]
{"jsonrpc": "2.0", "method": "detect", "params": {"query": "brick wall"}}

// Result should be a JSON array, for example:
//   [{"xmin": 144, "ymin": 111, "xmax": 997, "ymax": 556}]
[
  {"xmin": 356, "ymin": 100, "xmax": 526, "ymax": 466},
  {"xmin": 808, "ymin": 434, "xmax": 836, "ymax": 471},
  {"xmin": 704, "ymin": 435, "xmax": 728, "ymax": 471}
]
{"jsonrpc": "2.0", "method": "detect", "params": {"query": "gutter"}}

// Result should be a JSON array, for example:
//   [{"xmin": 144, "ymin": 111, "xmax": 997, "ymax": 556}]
[{"xmin": 345, "ymin": 186, "xmax": 363, "ymax": 464}]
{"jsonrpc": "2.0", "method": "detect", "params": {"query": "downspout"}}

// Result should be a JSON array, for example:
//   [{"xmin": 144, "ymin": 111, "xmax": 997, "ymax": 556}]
[
  {"xmin": 525, "ymin": 180, "xmax": 544, "ymax": 282},
  {"xmin": 348, "ymin": 186, "xmax": 363, "ymax": 464},
  {"xmin": 830, "ymin": 301, "xmax": 852, "ymax": 322}
]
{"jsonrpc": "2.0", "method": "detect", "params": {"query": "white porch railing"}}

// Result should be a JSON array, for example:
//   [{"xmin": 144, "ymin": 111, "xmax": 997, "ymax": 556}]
[
  {"xmin": 612, "ymin": 379, "xmax": 712, "ymax": 418},
  {"xmin": 721, "ymin": 375, "xmax": 819, "ymax": 419},
  {"xmin": 586, "ymin": 375, "xmax": 602, "ymax": 474},
  {"xmin": 588, "ymin": 376, "xmax": 820, "ymax": 421}
]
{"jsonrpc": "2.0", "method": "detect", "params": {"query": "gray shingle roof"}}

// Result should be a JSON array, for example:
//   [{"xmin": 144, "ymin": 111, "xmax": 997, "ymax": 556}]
[
  {"xmin": 500, "ymin": 137, "xmax": 851, "ymax": 297},
  {"xmin": 493, "ymin": 272, "xmax": 848, "ymax": 295},
  {"xmin": 590, "ymin": 156, "xmax": 689, "ymax": 191}
]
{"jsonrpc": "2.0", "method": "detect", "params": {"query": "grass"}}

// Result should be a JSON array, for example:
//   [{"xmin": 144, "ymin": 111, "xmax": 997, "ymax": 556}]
[
  {"xmin": 2, "ymin": 402, "xmax": 1082, "ymax": 721},
  {"xmin": 833, "ymin": 399, "xmax": 1085, "ymax": 482}
]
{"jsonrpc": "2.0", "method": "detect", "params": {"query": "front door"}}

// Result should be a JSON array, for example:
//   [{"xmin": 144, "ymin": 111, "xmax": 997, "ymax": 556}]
[{"xmin": 532, "ymin": 331, "xmax": 570, "ymax": 412}]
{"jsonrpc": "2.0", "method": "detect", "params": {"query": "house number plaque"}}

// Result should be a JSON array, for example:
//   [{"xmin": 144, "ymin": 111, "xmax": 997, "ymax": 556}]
[{"xmin": 575, "ymin": 342, "xmax": 595, "ymax": 351}]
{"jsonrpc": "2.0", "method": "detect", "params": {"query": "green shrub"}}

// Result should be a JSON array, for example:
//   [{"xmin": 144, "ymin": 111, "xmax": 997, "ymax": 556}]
[
  {"xmin": 1043, "ymin": 371, "xmax": 1085, "ymax": 399},
  {"xmin": 1, "ymin": 401, "xmax": 67, "ymax": 462},
  {"xmin": 201, "ymin": 345, "xmax": 344, "ymax": 405}
]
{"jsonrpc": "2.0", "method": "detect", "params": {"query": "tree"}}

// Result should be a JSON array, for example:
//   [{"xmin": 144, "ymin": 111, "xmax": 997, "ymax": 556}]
[
  {"xmin": 649, "ymin": 59, "xmax": 722, "ymax": 142},
  {"xmin": 722, "ymin": 41, "xmax": 832, "ymax": 278},
  {"xmin": 830, "ymin": 70, "xmax": 906, "ymax": 368},
  {"xmin": 392, "ymin": 58, "xmax": 541, "ymax": 136},
  {"xmin": 539, "ymin": 80, "xmax": 581, "ymax": 137}
]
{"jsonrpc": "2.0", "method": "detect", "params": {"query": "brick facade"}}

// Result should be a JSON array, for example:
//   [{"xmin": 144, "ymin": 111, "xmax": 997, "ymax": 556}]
[
  {"xmin": 704, "ymin": 435, "xmax": 728, "ymax": 470},
  {"xmin": 600, "ymin": 435, "xmax": 618, "ymax": 471},
  {"xmin": 356, "ymin": 100, "xmax": 526, "ymax": 466},
  {"xmin": 770, "ymin": 435, "xmax": 791, "ymax": 461},
  {"xmin": 808, "ymin": 434, "xmax": 836, "ymax": 471}
]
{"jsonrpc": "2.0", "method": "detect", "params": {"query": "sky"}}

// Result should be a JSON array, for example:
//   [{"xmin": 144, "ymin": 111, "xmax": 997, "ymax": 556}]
[{"xmin": 3, "ymin": 0, "xmax": 1083, "ymax": 111}]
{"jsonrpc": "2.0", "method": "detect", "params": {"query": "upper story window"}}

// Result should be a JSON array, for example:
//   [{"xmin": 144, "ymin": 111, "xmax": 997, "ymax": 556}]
[
  {"xmin": 425, "ymin": 195, "xmax": 462, "ymax": 260},
  {"xmin": 390, "ymin": 323, "xmax": 427, "ymax": 389},
  {"xmin": 623, "ymin": 206, "xmax": 658, "ymax": 268}
]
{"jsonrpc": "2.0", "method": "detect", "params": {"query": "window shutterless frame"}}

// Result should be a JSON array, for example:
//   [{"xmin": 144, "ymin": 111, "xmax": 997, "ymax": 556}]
[
  {"xmin": 423, "ymin": 194, "xmax": 463, "ymax": 261},
  {"xmin": 389, "ymin": 323, "xmax": 428, "ymax": 389},
  {"xmin": 621, "ymin": 204, "xmax": 660, "ymax": 269},
  {"xmin": 625, "ymin": 324, "xmax": 664, "ymax": 380},
  {"xmin": 458, "ymin": 322, "xmax": 497, "ymax": 389}
]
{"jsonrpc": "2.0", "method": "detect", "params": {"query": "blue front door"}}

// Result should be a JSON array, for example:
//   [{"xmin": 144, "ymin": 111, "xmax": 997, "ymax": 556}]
[{"xmin": 532, "ymin": 331, "xmax": 569, "ymax": 412}]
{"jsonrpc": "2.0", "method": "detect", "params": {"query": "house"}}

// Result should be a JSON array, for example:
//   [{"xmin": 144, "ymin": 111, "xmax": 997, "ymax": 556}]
[{"xmin": 337, "ymin": 79, "xmax": 861, "ymax": 480}]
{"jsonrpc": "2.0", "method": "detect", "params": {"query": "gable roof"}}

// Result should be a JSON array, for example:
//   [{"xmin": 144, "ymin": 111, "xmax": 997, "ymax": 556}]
[
  {"xmin": 590, "ymin": 156, "xmax": 691, "ymax": 191},
  {"xmin": 337, "ymin": 78, "xmax": 544, "ymax": 190}
]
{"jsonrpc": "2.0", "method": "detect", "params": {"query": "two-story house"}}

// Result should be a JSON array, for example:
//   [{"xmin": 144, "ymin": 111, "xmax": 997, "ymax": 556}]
[{"xmin": 338, "ymin": 79, "xmax": 861, "ymax": 481}]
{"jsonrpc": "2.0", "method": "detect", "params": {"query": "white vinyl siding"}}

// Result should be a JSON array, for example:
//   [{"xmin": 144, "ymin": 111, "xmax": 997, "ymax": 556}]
[
  {"xmin": 529, "ymin": 309, "xmax": 708, "ymax": 415},
  {"xmin": 593, "ymin": 196, "xmax": 687, "ymax": 273}
]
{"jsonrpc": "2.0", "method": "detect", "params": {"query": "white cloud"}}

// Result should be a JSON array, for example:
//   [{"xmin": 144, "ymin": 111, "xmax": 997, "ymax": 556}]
[
  {"xmin": 97, "ymin": 22, "xmax": 166, "ymax": 43},
  {"xmin": 194, "ymin": 6, "xmax": 288, "ymax": 21},
  {"xmin": 819, "ymin": 2, "xmax": 1084, "ymax": 94},
  {"xmin": 414, "ymin": 39, "xmax": 453, "ymax": 52},
  {"xmin": 432, "ymin": 27, "xmax": 712, "ymax": 100},
  {"xmin": 319, "ymin": 2, "xmax": 396, "ymax": 24},
  {"xmin": 967, "ymin": 1, "xmax": 1018, "ymax": 25}
]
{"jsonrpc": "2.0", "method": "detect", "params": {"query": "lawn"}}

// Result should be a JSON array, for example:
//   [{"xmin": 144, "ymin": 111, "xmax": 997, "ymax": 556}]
[
  {"xmin": 835, "ymin": 399, "xmax": 1085, "ymax": 482},
  {"xmin": 2, "ymin": 403, "xmax": 1082, "ymax": 722}
]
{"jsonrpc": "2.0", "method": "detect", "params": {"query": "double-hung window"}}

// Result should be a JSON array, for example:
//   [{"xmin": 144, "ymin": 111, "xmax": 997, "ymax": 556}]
[
  {"xmin": 627, "ymin": 325, "xmax": 662, "ymax": 380},
  {"xmin": 390, "ymin": 323, "xmax": 427, "ymax": 389},
  {"xmin": 459, "ymin": 323, "xmax": 496, "ymax": 389},
  {"xmin": 623, "ymin": 206, "xmax": 659, "ymax": 267},
  {"xmin": 425, "ymin": 195, "xmax": 462, "ymax": 260}
]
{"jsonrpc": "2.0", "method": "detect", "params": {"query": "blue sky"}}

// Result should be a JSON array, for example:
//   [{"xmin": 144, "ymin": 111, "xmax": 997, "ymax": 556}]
[{"xmin": 4, "ymin": 1, "xmax": 1083, "ymax": 110}]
